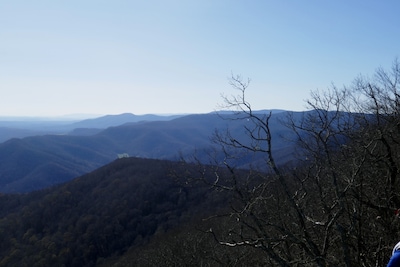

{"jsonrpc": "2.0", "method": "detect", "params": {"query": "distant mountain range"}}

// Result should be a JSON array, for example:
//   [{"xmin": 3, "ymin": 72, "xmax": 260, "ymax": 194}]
[
  {"xmin": 0, "ymin": 110, "xmax": 300, "ymax": 193},
  {"xmin": 68, "ymin": 113, "xmax": 183, "ymax": 130},
  {"xmin": 0, "ymin": 113, "xmax": 183, "ymax": 143}
]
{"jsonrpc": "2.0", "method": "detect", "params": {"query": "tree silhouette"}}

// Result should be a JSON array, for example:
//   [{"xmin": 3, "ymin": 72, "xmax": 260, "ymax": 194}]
[{"xmin": 198, "ymin": 60, "xmax": 400, "ymax": 266}]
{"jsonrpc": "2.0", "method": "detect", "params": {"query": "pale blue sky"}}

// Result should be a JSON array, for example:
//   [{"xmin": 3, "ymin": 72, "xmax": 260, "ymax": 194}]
[{"xmin": 0, "ymin": 1, "xmax": 399, "ymax": 116}]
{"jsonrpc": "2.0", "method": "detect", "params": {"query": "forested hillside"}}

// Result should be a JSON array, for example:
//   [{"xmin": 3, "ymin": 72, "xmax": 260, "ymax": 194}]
[
  {"xmin": 1, "ymin": 0, "xmax": 397, "ymax": 266},
  {"xmin": 0, "ymin": 157, "xmax": 229, "ymax": 267},
  {"xmin": 1, "ymin": 63, "xmax": 400, "ymax": 266},
  {"xmin": 0, "ymin": 111, "xmax": 298, "ymax": 193},
  {"xmin": 0, "ymin": 113, "xmax": 181, "ymax": 142},
  {"xmin": 103, "ymin": 61, "xmax": 400, "ymax": 266}
]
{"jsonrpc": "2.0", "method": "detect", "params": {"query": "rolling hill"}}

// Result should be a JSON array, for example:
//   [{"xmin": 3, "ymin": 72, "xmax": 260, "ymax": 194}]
[
  {"xmin": 0, "ymin": 157, "xmax": 228, "ymax": 267},
  {"xmin": 0, "ymin": 113, "xmax": 181, "ymax": 143},
  {"xmin": 0, "ymin": 111, "xmax": 300, "ymax": 193}
]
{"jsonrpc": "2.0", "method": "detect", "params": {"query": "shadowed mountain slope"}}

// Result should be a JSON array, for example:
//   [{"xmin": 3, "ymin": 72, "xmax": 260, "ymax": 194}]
[
  {"xmin": 0, "ymin": 157, "xmax": 225, "ymax": 267},
  {"xmin": 0, "ymin": 111, "xmax": 300, "ymax": 193},
  {"xmin": 0, "ymin": 113, "xmax": 182, "ymax": 143},
  {"xmin": 0, "ymin": 135, "xmax": 116, "ymax": 192},
  {"xmin": 68, "ymin": 113, "xmax": 183, "ymax": 130}
]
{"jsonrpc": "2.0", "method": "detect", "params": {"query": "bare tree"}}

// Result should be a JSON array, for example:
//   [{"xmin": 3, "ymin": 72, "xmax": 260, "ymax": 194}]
[{"xmin": 202, "ymin": 60, "xmax": 400, "ymax": 266}]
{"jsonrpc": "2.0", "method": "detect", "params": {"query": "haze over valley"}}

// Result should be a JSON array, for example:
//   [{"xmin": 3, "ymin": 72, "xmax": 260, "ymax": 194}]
[
  {"xmin": 1, "ymin": 0, "xmax": 399, "ymax": 266},
  {"xmin": 0, "ymin": 110, "xmax": 297, "ymax": 193}
]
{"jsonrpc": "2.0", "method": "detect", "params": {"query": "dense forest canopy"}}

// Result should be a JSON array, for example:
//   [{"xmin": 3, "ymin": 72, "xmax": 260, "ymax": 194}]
[
  {"xmin": 0, "ymin": 158, "xmax": 232, "ymax": 267},
  {"xmin": 0, "ymin": 60, "xmax": 400, "ymax": 266},
  {"xmin": 102, "ymin": 60, "xmax": 400, "ymax": 266}
]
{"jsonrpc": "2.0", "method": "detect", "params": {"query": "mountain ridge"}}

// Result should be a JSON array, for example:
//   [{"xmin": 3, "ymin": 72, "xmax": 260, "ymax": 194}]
[
  {"xmin": 0, "ymin": 113, "xmax": 184, "ymax": 143},
  {"xmin": 0, "ymin": 110, "xmax": 305, "ymax": 193}
]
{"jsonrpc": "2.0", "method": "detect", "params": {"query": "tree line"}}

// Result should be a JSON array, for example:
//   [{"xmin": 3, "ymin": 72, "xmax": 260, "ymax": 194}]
[
  {"xmin": 196, "ymin": 59, "xmax": 400, "ymax": 266},
  {"xmin": 121, "ymin": 59, "xmax": 400, "ymax": 266},
  {"xmin": 1, "ymin": 60, "xmax": 400, "ymax": 266}
]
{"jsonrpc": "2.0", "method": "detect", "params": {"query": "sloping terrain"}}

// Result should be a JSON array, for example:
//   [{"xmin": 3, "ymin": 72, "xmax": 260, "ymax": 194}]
[
  {"xmin": 68, "ymin": 113, "xmax": 182, "ymax": 130},
  {"xmin": 0, "ymin": 127, "xmax": 48, "ymax": 143},
  {"xmin": 0, "ymin": 135, "xmax": 116, "ymax": 192},
  {"xmin": 0, "ymin": 111, "xmax": 299, "ymax": 192},
  {"xmin": 0, "ymin": 157, "xmax": 226, "ymax": 267},
  {"xmin": 0, "ymin": 113, "xmax": 181, "ymax": 143}
]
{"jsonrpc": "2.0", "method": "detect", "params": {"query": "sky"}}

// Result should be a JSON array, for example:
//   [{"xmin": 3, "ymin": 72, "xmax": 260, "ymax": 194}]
[{"xmin": 0, "ymin": 1, "xmax": 399, "ymax": 117}]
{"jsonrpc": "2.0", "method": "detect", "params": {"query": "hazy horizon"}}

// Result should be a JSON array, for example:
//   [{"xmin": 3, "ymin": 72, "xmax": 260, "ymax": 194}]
[
  {"xmin": 1, "ymin": 1, "xmax": 399, "ymax": 117},
  {"xmin": 0, "ymin": 108, "xmax": 292, "ymax": 121}
]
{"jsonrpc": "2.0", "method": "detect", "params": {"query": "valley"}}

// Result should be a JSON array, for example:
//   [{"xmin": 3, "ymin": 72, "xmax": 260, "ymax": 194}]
[{"xmin": 0, "ymin": 110, "xmax": 297, "ymax": 193}]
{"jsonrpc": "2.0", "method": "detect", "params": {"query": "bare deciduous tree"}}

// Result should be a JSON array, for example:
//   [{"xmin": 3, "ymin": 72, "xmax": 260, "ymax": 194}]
[{"xmin": 201, "ymin": 59, "xmax": 400, "ymax": 266}]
